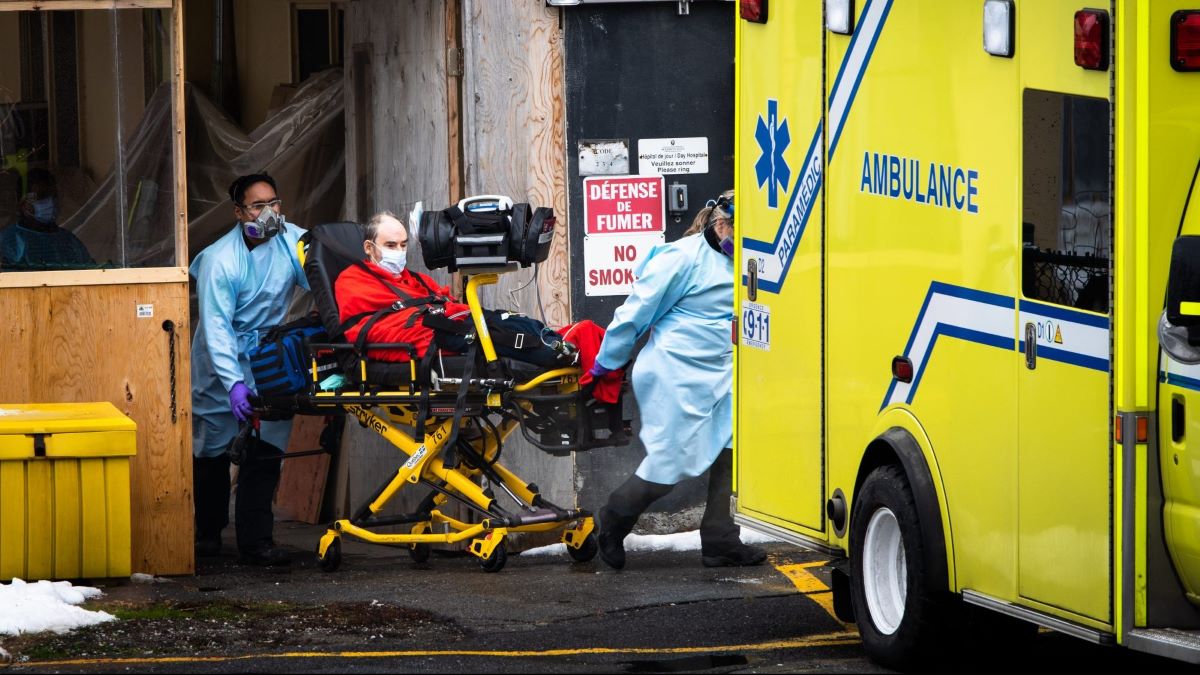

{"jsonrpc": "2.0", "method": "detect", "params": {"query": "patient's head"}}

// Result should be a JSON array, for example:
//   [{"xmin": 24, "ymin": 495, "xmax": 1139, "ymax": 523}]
[{"xmin": 364, "ymin": 211, "xmax": 408, "ymax": 274}]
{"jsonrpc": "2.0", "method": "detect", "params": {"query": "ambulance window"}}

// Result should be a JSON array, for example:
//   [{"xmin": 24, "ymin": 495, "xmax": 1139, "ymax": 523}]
[{"xmin": 1021, "ymin": 89, "xmax": 1111, "ymax": 313}]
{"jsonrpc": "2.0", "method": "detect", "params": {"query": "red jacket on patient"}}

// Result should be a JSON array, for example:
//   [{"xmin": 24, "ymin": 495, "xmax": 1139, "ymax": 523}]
[{"xmin": 335, "ymin": 259, "xmax": 470, "ymax": 362}]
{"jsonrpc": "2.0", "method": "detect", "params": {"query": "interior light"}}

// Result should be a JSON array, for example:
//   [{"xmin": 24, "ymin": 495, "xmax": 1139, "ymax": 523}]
[
  {"xmin": 983, "ymin": 0, "xmax": 1015, "ymax": 58},
  {"xmin": 1074, "ymin": 10, "xmax": 1109, "ymax": 70},
  {"xmin": 1172, "ymin": 10, "xmax": 1200, "ymax": 72},
  {"xmin": 826, "ymin": 0, "xmax": 853, "ymax": 35},
  {"xmin": 740, "ymin": 0, "xmax": 767, "ymax": 24}
]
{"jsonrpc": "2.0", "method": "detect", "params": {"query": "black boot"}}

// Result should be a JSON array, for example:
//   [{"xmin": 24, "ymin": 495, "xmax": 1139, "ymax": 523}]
[
  {"xmin": 235, "ymin": 438, "xmax": 290, "ymax": 566},
  {"xmin": 597, "ymin": 475, "xmax": 673, "ymax": 570},
  {"xmin": 193, "ymin": 456, "xmax": 231, "ymax": 557},
  {"xmin": 700, "ymin": 448, "xmax": 766, "ymax": 568}
]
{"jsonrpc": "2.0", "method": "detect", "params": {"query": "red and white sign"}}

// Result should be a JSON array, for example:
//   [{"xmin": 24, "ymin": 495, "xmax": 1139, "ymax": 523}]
[
  {"xmin": 583, "ymin": 175, "xmax": 665, "ymax": 235},
  {"xmin": 583, "ymin": 232, "xmax": 665, "ymax": 296}
]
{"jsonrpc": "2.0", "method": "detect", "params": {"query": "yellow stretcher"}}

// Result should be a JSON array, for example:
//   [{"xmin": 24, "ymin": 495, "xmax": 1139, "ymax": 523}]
[{"xmin": 251, "ymin": 222, "xmax": 632, "ymax": 573}]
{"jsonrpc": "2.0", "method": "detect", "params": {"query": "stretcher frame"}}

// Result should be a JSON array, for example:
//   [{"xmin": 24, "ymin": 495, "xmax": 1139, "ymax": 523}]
[{"xmin": 253, "ymin": 273, "xmax": 626, "ymax": 572}]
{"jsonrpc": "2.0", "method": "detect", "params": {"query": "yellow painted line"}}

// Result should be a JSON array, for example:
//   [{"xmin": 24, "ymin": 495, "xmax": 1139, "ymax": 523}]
[
  {"xmin": 775, "ymin": 562, "xmax": 855, "ymax": 630},
  {"xmin": 25, "ymin": 633, "xmax": 861, "ymax": 668}
]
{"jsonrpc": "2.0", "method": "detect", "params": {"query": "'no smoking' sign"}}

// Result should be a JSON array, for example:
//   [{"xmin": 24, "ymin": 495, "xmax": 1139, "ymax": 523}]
[{"xmin": 583, "ymin": 176, "xmax": 665, "ymax": 296}]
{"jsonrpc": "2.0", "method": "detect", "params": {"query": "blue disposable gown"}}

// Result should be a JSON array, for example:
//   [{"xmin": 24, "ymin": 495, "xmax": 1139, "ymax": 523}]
[
  {"xmin": 595, "ymin": 233, "xmax": 734, "ymax": 485},
  {"xmin": 190, "ymin": 223, "xmax": 309, "ymax": 458}
]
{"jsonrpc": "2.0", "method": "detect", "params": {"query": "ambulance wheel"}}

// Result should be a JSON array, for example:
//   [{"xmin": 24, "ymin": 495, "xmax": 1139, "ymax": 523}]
[
  {"xmin": 479, "ymin": 541, "xmax": 507, "ymax": 573},
  {"xmin": 317, "ymin": 538, "xmax": 342, "ymax": 573},
  {"xmin": 849, "ymin": 464, "xmax": 949, "ymax": 670},
  {"xmin": 567, "ymin": 533, "xmax": 598, "ymax": 563},
  {"xmin": 408, "ymin": 543, "xmax": 431, "ymax": 563}
]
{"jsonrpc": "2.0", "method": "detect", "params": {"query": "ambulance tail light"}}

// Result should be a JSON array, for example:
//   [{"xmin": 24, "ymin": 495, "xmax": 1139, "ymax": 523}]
[
  {"xmin": 892, "ymin": 356, "xmax": 913, "ymax": 384},
  {"xmin": 983, "ymin": 0, "xmax": 1015, "ymax": 58},
  {"xmin": 1114, "ymin": 414, "xmax": 1150, "ymax": 444},
  {"xmin": 826, "ymin": 0, "xmax": 854, "ymax": 35},
  {"xmin": 1074, "ymin": 9, "xmax": 1109, "ymax": 71},
  {"xmin": 740, "ymin": 0, "xmax": 767, "ymax": 23},
  {"xmin": 1172, "ymin": 11, "xmax": 1200, "ymax": 72}
]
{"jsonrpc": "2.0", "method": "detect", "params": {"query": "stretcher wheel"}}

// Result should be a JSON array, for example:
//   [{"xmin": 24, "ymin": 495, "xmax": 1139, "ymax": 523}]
[
  {"xmin": 567, "ymin": 533, "xmax": 598, "ymax": 563},
  {"xmin": 408, "ymin": 543, "xmax": 431, "ymax": 563},
  {"xmin": 479, "ymin": 541, "xmax": 507, "ymax": 573},
  {"xmin": 317, "ymin": 537, "xmax": 342, "ymax": 572}
]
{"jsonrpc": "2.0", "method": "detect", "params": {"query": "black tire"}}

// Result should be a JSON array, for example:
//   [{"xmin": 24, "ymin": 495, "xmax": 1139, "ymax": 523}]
[
  {"xmin": 566, "ymin": 533, "xmax": 598, "ymax": 563},
  {"xmin": 317, "ymin": 537, "xmax": 342, "ymax": 573},
  {"xmin": 479, "ymin": 541, "xmax": 507, "ymax": 573},
  {"xmin": 849, "ymin": 464, "xmax": 951, "ymax": 671},
  {"xmin": 408, "ymin": 542, "xmax": 432, "ymax": 563}
]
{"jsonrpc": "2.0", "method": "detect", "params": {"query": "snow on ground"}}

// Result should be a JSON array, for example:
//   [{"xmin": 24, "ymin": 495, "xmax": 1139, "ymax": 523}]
[
  {"xmin": 0, "ymin": 579, "xmax": 116, "ymax": 636},
  {"xmin": 521, "ymin": 528, "xmax": 778, "ymax": 557}
]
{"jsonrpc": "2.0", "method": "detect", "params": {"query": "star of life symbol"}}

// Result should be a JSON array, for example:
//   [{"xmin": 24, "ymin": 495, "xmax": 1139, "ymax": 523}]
[{"xmin": 755, "ymin": 99, "xmax": 791, "ymax": 209}]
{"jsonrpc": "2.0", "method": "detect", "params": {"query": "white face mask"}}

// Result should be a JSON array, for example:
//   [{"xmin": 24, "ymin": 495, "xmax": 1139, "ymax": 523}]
[{"xmin": 373, "ymin": 243, "xmax": 407, "ymax": 274}]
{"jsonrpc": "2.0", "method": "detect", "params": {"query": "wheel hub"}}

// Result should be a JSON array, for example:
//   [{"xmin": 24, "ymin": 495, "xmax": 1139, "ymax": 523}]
[{"xmin": 862, "ymin": 507, "xmax": 907, "ymax": 635}]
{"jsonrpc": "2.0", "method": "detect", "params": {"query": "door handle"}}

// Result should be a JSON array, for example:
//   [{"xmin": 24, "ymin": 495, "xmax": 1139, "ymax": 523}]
[
  {"xmin": 747, "ymin": 258, "xmax": 758, "ymax": 302},
  {"xmin": 1024, "ymin": 322, "xmax": 1037, "ymax": 370},
  {"xmin": 1173, "ymin": 395, "xmax": 1186, "ymax": 444}
]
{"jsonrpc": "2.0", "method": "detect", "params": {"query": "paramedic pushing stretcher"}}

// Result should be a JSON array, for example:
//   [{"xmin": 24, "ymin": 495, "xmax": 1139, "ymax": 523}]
[
  {"xmin": 592, "ymin": 192, "xmax": 766, "ymax": 570},
  {"xmin": 191, "ymin": 173, "xmax": 307, "ymax": 567}
]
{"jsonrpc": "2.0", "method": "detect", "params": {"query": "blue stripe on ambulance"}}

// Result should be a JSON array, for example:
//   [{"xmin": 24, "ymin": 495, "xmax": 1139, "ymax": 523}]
[
  {"xmin": 1162, "ymin": 356, "xmax": 1200, "ymax": 393},
  {"xmin": 881, "ymin": 282, "xmax": 1111, "ymax": 410},
  {"xmin": 742, "ymin": 0, "xmax": 895, "ymax": 295}
]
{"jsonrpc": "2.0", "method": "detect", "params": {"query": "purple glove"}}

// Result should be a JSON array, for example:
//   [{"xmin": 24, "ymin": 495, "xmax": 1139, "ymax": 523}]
[
  {"xmin": 229, "ymin": 382, "xmax": 255, "ymax": 422},
  {"xmin": 588, "ymin": 362, "xmax": 613, "ymax": 379}
]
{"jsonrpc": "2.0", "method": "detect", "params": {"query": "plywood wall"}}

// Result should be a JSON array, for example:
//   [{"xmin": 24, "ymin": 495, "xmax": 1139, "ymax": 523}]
[
  {"xmin": 461, "ymin": 0, "xmax": 570, "ymax": 329},
  {"xmin": 459, "ymin": 0, "xmax": 573, "ymax": 514},
  {"xmin": 0, "ymin": 282, "xmax": 194, "ymax": 575},
  {"xmin": 339, "ymin": 0, "xmax": 453, "ymax": 519}
]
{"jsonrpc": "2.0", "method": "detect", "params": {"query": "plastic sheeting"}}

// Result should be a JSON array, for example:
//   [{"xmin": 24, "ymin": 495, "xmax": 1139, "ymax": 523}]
[{"xmin": 64, "ymin": 69, "xmax": 345, "ymax": 268}]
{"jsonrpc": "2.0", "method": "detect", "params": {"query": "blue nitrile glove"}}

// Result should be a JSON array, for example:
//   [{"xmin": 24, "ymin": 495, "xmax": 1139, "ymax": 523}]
[
  {"xmin": 588, "ymin": 362, "xmax": 613, "ymax": 379},
  {"xmin": 229, "ymin": 382, "xmax": 255, "ymax": 422}
]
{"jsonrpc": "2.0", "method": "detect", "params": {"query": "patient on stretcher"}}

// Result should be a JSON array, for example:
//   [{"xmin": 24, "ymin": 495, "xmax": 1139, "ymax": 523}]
[{"xmin": 335, "ymin": 211, "xmax": 576, "ymax": 368}]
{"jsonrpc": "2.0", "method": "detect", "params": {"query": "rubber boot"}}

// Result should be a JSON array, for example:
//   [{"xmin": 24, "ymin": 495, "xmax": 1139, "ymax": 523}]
[
  {"xmin": 701, "ymin": 448, "xmax": 766, "ymax": 568},
  {"xmin": 597, "ymin": 475, "xmax": 673, "ymax": 570},
  {"xmin": 193, "ymin": 455, "xmax": 231, "ymax": 557}
]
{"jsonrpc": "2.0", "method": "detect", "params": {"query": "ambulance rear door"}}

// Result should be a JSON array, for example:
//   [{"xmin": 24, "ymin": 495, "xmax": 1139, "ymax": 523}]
[
  {"xmin": 1015, "ymin": 2, "xmax": 1113, "ymax": 626},
  {"xmin": 734, "ymin": 0, "xmax": 825, "ymax": 536}
]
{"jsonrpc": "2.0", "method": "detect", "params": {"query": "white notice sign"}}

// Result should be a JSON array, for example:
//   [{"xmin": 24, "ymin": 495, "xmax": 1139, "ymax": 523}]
[
  {"xmin": 583, "ymin": 232, "xmax": 665, "ymax": 296},
  {"xmin": 637, "ymin": 137, "xmax": 709, "ymax": 175}
]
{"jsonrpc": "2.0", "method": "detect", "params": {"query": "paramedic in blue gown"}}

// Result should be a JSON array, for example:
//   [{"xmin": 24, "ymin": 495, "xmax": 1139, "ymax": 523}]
[
  {"xmin": 591, "ymin": 191, "xmax": 767, "ymax": 570},
  {"xmin": 190, "ymin": 173, "xmax": 308, "ymax": 566}
]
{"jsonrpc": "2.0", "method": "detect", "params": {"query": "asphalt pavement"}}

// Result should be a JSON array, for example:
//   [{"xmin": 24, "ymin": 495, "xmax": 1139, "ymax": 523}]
[{"xmin": 1, "ymin": 522, "xmax": 1193, "ymax": 673}]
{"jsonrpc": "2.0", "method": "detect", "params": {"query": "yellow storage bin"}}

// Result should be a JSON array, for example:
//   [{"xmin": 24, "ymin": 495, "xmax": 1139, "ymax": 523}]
[{"xmin": 0, "ymin": 402, "xmax": 136, "ymax": 581}]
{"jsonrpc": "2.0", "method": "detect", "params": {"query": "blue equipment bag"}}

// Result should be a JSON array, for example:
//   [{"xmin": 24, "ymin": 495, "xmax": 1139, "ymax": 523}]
[{"xmin": 247, "ymin": 314, "xmax": 338, "ymax": 396}]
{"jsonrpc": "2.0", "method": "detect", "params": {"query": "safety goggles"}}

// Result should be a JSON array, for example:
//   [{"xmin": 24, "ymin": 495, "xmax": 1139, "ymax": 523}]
[
  {"xmin": 238, "ymin": 198, "xmax": 283, "ymax": 215},
  {"xmin": 708, "ymin": 195, "xmax": 734, "ymax": 218}
]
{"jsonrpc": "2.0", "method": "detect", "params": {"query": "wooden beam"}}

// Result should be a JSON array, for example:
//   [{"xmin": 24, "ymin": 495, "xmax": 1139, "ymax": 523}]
[
  {"xmin": 445, "ymin": 0, "xmax": 463, "ymax": 205},
  {"xmin": 171, "ymin": 0, "xmax": 188, "ymax": 264},
  {"xmin": 0, "ymin": 1, "xmax": 172, "ymax": 11},
  {"xmin": 0, "ymin": 267, "xmax": 188, "ymax": 289}
]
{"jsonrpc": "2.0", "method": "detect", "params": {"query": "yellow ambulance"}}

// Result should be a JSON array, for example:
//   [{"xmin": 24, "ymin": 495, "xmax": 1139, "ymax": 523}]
[{"xmin": 733, "ymin": 0, "xmax": 1200, "ymax": 667}]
